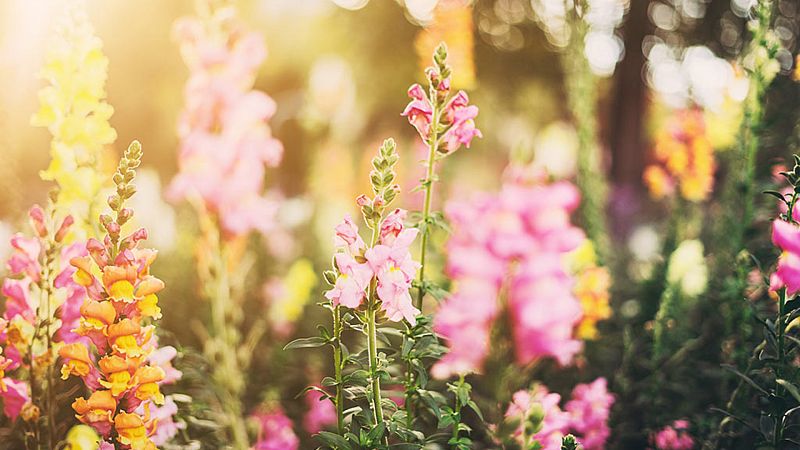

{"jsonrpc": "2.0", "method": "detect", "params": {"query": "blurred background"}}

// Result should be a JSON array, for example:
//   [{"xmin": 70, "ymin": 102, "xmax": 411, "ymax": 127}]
[{"xmin": 0, "ymin": 0, "xmax": 799, "ymax": 446}]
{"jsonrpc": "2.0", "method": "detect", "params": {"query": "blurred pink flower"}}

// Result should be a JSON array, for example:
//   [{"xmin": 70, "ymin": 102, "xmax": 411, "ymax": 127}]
[
  {"xmin": 565, "ymin": 378, "xmax": 614, "ymax": 450},
  {"xmin": 651, "ymin": 420, "xmax": 694, "ymax": 450},
  {"xmin": 252, "ymin": 406, "xmax": 299, "ymax": 450},
  {"xmin": 433, "ymin": 175, "xmax": 584, "ymax": 378},
  {"xmin": 505, "ymin": 379, "xmax": 613, "ymax": 450},
  {"xmin": 303, "ymin": 388, "xmax": 336, "ymax": 434},
  {"xmin": 771, "ymin": 219, "xmax": 800, "ymax": 295},
  {"xmin": 169, "ymin": 12, "xmax": 283, "ymax": 238},
  {"xmin": 505, "ymin": 386, "xmax": 569, "ymax": 450},
  {"xmin": 148, "ymin": 345, "xmax": 183, "ymax": 385},
  {"xmin": 135, "ymin": 396, "xmax": 184, "ymax": 446}
]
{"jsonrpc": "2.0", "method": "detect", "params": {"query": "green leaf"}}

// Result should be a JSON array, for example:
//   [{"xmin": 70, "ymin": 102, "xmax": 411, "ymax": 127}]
[
  {"xmin": 283, "ymin": 336, "xmax": 329, "ymax": 350},
  {"xmin": 316, "ymin": 431, "xmax": 353, "ymax": 450},
  {"xmin": 777, "ymin": 379, "xmax": 800, "ymax": 403},
  {"xmin": 722, "ymin": 365, "xmax": 769, "ymax": 396}
]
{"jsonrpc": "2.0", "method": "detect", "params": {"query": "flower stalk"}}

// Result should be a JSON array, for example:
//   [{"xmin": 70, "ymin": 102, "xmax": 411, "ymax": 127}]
[{"xmin": 563, "ymin": 0, "xmax": 609, "ymax": 261}]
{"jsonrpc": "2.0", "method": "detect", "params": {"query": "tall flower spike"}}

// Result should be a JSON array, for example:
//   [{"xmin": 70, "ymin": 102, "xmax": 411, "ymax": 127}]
[
  {"xmin": 31, "ymin": 1, "xmax": 116, "ymax": 230},
  {"xmin": 60, "ymin": 140, "xmax": 169, "ymax": 449},
  {"xmin": 433, "ymin": 169, "xmax": 585, "ymax": 379},
  {"xmin": 168, "ymin": 4, "xmax": 283, "ymax": 238}
]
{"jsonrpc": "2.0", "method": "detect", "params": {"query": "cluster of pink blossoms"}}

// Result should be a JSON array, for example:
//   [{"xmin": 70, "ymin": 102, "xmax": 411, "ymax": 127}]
[
  {"xmin": 168, "ymin": 7, "xmax": 283, "ymax": 237},
  {"xmin": 402, "ymin": 79, "xmax": 481, "ymax": 153},
  {"xmin": 432, "ymin": 170, "xmax": 585, "ymax": 378},
  {"xmin": 0, "ymin": 206, "xmax": 85, "ymax": 420},
  {"xmin": 326, "ymin": 209, "xmax": 421, "ymax": 325},
  {"xmin": 251, "ymin": 406, "xmax": 300, "ymax": 450},
  {"xmin": 505, "ymin": 378, "xmax": 614, "ymax": 450},
  {"xmin": 650, "ymin": 420, "xmax": 694, "ymax": 450},
  {"xmin": 770, "ymin": 217, "xmax": 800, "ymax": 295}
]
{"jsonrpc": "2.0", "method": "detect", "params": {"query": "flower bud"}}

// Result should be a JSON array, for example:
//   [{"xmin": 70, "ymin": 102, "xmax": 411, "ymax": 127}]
[
  {"xmin": 356, "ymin": 195, "xmax": 370, "ymax": 207},
  {"xmin": 29, "ymin": 205, "xmax": 47, "ymax": 238},
  {"xmin": 55, "ymin": 215, "xmax": 75, "ymax": 243}
]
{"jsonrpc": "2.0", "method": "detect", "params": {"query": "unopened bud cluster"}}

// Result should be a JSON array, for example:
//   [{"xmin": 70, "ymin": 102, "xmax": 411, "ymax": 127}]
[{"xmin": 360, "ymin": 138, "xmax": 400, "ymax": 227}]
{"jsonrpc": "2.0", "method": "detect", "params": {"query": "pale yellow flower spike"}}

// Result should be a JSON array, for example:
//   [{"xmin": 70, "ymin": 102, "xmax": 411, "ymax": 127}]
[{"xmin": 31, "ymin": 1, "xmax": 117, "ymax": 237}]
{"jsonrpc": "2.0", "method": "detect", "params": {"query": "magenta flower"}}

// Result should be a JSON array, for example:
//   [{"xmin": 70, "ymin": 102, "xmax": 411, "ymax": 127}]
[
  {"xmin": 251, "ymin": 406, "xmax": 300, "ymax": 450},
  {"xmin": 430, "ymin": 280, "xmax": 498, "ymax": 379},
  {"xmin": 651, "ymin": 420, "xmax": 694, "ymax": 450},
  {"xmin": 505, "ymin": 386, "xmax": 570, "ymax": 450},
  {"xmin": 303, "ymin": 388, "xmax": 337, "ymax": 434},
  {"xmin": 55, "ymin": 242, "xmax": 89, "ymax": 344},
  {"xmin": 771, "ymin": 219, "xmax": 800, "ymax": 295},
  {"xmin": 565, "ymin": 378, "xmax": 614, "ymax": 450},
  {"xmin": 0, "ymin": 378, "xmax": 29, "ymax": 421},
  {"xmin": 433, "ymin": 172, "xmax": 585, "ymax": 378}
]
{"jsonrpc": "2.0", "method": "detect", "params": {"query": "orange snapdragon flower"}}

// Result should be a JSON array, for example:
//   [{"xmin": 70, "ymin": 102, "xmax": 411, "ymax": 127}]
[
  {"xmin": 644, "ymin": 109, "xmax": 716, "ymax": 202},
  {"xmin": 59, "ymin": 141, "xmax": 169, "ymax": 448}
]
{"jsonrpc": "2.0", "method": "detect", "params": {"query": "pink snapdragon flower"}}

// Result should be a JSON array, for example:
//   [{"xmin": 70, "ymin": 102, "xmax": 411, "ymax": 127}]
[
  {"xmin": 252, "ymin": 406, "xmax": 300, "ymax": 450},
  {"xmin": 565, "ymin": 378, "xmax": 615, "ymax": 450},
  {"xmin": 402, "ymin": 84, "xmax": 433, "ymax": 138},
  {"xmin": 433, "ymin": 172, "xmax": 584, "ymax": 378},
  {"xmin": 325, "ymin": 253, "xmax": 372, "ymax": 309},
  {"xmin": 401, "ymin": 82, "xmax": 480, "ymax": 153},
  {"xmin": 303, "ymin": 388, "xmax": 337, "ymax": 434},
  {"xmin": 365, "ymin": 228, "xmax": 421, "ymax": 324},
  {"xmin": 505, "ymin": 386, "xmax": 569, "ymax": 450},
  {"xmin": 56, "ymin": 242, "xmax": 90, "ymax": 344},
  {"xmin": 505, "ymin": 379, "xmax": 614, "ymax": 450},
  {"xmin": 0, "ymin": 378, "xmax": 30, "ymax": 420},
  {"xmin": 327, "ymin": 210, "xmax": 420, "ymax": 324},
  {"xmin": 651, "ymin": 420, "xmax": 694, "ymax": 450},
  {"xmin": 169, "ymin": 9, "xmax": 283, "ymax": 238},
  {"xmin": 334, "ymin": 214, "xmax": 366, "ymax": 254},
  {"xmin": 770, "ymin": 219, "xmax": 800, "ymax": 295}
]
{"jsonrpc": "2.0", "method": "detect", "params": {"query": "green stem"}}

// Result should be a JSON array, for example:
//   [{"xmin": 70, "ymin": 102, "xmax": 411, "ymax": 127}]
[
  {"xmin": 774, "ymin": 288, "xmax": 786, "ymax": 448},
  {"xmin": 416, "ymin": 100, "xmax": 440, "ymax": 310},
  {"xmin": 366, "ymin": 307, "xmax": 384, "ymax": 427},
  {"xmin": 333, "ymin": 305, "xmax": 345, "ymax": 434},
  {"xmin": 564, "ymin": 1, "xmax": 609, "ymax": 262},
  {"xmin": 451, "ymin": 376, "xmax": 464, "ymax": 448},
  {"xmin": 363, "ymin": 224, "xmax": 387, "ymax": 444},
  {"xmin": 209, "ymin": 237, "xmax": 249, "ymax": 450}
]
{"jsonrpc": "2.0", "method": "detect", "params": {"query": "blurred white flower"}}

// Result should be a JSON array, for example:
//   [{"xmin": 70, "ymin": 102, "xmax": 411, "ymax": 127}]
[
  {"xmin": 532, "ymin": 121, "xmax": 579, "ymax": 178},
  {"xmin": 628, "ymin": 225, "xmax": 660, "ymax": 262},
  {"xmin": 132, "ymin": 169, "xmax": 177, "ymax": 252},
  {"xmin": 666, "ymin": 239, "xmax": 708, "ymax": 297}
]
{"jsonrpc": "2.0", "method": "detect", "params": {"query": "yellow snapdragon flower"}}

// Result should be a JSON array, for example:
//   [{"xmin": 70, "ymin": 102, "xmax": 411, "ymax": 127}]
[
  {"xmin": 31, "ymin": 3, "xmax": 117, "ymax": 234},
  {"xmin": 568, "ymin": 240, "xmax": 612, "ymax": 340}
]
